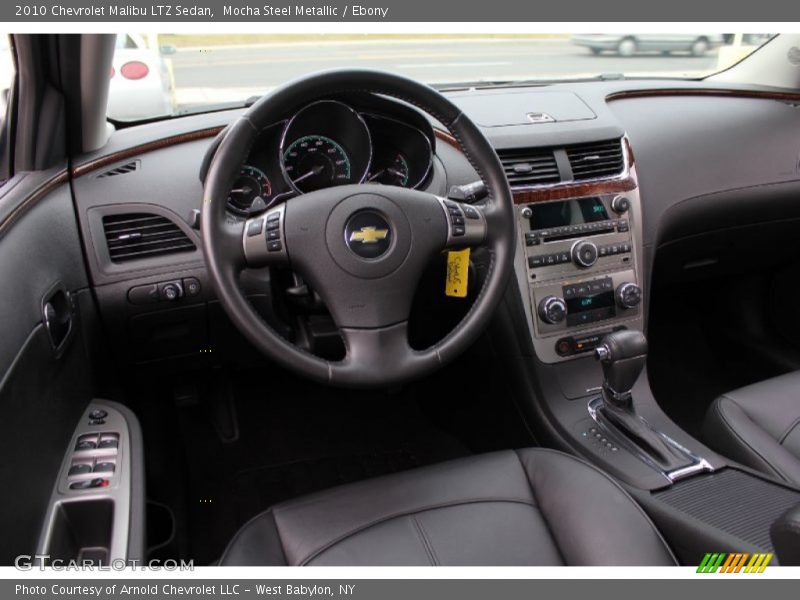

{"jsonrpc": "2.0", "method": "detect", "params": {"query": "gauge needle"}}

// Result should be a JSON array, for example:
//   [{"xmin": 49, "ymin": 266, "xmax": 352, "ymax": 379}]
[
  {"xmin": 292, "ymin": 165, "xmax": 325, "ymax": 185},
  {"xmin": 368, "ymin": 168, "xmax": 404, "ymax": 182},
  {"xmin": 230, "ymin": 186, "xmax": 252, "ymax": 195}
]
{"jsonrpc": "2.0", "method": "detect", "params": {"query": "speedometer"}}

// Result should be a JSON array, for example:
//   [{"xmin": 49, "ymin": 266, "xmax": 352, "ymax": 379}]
[{"xmin": 283, "ymin": 135, "xmax": 353, "ymax": 193}]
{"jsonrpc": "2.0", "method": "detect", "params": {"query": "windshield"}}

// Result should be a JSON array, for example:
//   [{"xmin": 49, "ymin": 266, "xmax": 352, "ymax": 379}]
[{"xmin": 107, "ymin": 33, "xmax": 774, "ymax": 122}]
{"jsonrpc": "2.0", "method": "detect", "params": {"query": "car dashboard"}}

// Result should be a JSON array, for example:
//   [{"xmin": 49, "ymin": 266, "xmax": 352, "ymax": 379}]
[{"xmin": 69, "ymin": 78, "xmax": 800, "ymax": 371}]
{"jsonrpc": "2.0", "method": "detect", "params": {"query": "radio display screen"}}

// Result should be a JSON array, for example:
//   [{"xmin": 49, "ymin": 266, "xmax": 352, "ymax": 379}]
[{"xmin": 528, "ymin": 197, "xmax": 608, "ymax": 230}]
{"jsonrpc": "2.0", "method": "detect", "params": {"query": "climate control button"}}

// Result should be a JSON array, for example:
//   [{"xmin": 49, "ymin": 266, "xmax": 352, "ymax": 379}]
[
  {"xmin": 538, "ymin": 295, "xmax": 568, "ymax": 324},
  {"xmin": 571, "ymin": 240, "xmax": 598, "ymax": 268}
]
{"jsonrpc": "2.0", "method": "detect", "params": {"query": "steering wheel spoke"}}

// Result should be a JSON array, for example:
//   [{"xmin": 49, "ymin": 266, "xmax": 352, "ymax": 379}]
[
  {"xmin": 437, "ymin": 197, "xmax": 488, "ymax": 249},
  {"xmin": 339, "ymin": 322, "xmax": 424, "ymax": 386},
  {"xmin": 242, "ymin": 204, "xmax": 290, "ymax": 268}
]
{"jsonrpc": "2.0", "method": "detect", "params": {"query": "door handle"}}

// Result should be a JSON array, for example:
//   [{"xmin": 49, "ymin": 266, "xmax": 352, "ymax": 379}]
[{"xmin": 41, "ymin": 284, "xmax": 74, "ymax": 354}]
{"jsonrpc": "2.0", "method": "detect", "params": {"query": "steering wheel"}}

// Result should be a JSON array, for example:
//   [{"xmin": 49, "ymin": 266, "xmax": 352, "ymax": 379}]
[{"xmin": 202, "ymin": 69, "xmax": 515, "ymax": 387}]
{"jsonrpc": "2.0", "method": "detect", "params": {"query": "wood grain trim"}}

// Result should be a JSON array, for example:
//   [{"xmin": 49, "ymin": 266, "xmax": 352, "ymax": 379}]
[
  {"xmin": 512, "ymin": 176, "xmax": 636, "ymax": 204},
  {"xmin": 434, "ymin": 128, "xmax": 461, "ymax": 151},
  {"xmin": 0, "ymin": 170, "xmax": 69, "ymax": 240},
  {"xmin": 606, "ymin": 88, "xmax": 800, "ymax": 104},
  {"xmin": 71, "ymin": 126, "xmax": 225, "ymax": 178}
]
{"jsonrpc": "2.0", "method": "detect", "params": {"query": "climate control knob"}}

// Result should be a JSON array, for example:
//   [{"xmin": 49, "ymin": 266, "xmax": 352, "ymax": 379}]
[
  {"xmin": 571, "ymin": 240, "xmax": 598, "ymax": 268},
  {"xmin": 611, "ymin": 195, "xmax": 630, "ymax": 213},
  {"xmin": 616, "ymin": 282, "xmax": 642, "ymax": 309},
  {"xmin": 538, "ymin": 295, "xmax": 567, "ymax": 324}
]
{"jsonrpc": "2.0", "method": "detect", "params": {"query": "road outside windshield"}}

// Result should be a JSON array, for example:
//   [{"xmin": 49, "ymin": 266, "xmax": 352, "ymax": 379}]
[{"xmin": 108, "ymin": 33, "xmax": 773, "ymax": 121}]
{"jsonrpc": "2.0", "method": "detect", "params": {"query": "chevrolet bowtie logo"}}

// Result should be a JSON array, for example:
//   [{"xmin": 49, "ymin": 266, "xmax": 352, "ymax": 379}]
[{"xmin": 349, "ymin": 226, "xmax": 389, "ymax": 244}]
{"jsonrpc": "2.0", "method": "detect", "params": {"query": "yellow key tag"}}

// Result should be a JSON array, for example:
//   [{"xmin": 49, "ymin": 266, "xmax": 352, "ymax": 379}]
[{"xmin": 445, "ymin": 249, "xmax": 470, "ymax": 298}]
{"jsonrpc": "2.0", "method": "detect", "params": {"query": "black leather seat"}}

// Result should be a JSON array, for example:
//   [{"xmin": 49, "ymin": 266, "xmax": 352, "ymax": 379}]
[
  {"xmin": 703, "ymin": 371, "xmax": 800, "ymax": 486},
  {"xmin": 220, "ymin": 449, "xmax": 676, "ymax": 565}
]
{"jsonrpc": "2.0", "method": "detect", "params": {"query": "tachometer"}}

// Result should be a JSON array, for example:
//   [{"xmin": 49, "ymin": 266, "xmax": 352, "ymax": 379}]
[
  {"xmin": 283, "ymin": 135, "xmax": 353, "ymax": 193},
  {"xmin": 227, "ymin": 165, "xmax": 272, "ymax": 215}
]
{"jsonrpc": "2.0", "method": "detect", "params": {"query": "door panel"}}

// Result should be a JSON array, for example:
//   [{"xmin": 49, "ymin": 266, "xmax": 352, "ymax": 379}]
[{"xmin": 0, "ymin": 170, "xmax": 95, "ymax": 564}]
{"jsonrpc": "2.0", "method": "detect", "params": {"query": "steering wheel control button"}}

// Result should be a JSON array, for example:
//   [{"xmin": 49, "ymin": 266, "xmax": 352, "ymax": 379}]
[
  {"xmin": 266, "ymin": 230, "xmax": 281, "ymax": 241},
  {"xmin": 267, "ymin": 241, "xmax": 283, "ymax": 252},
  {"xmin": 345, "ymin": 211, "xmax": 392, "ymax": 259},
  {"xmin": 246, "ymin": 219, "xmax": 263, "ymax": 237},
  {"xmin": 571, "ymin": 240, "xmax": 599, "ymax": 268},
  {"xmin": 464, "ymin": 206, "xmax": 480, "ymax": 220},
  {"xmin": 444, "ymin": 202, "xmax": 467, "ymax": 237}
]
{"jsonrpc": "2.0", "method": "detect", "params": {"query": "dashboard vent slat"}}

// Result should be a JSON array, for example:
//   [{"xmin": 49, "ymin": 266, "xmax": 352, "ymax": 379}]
[
  {"xmin": 102, "ymin": 213, "xmax": 196, "ymax": 263},
  {"xmin": 97, "ymin": 160, "xmax": 140, "ymax": 178},
  {"xmin": 566, "ymin": 139, "xmax": 625, "ymax": 181},
  {"xmin": 496, "ymin": 148, "xmax": 561, "ymax": 187}
]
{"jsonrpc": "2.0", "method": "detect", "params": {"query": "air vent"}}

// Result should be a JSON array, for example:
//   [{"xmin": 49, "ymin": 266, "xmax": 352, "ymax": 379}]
[
  {"xmin": 102, "ymin": 213, "xmax": 196, "ymax": 263},
  {"xmin": 566, "ymin": 139, "xmax": 624, "ymax": 181},
  {"xmin": 97, "ymin": 160, "xmax": 140, "ymax": 178},
  {"xmin": 497, "ymin": 148, "xmax": 560, "ymax": 187}
]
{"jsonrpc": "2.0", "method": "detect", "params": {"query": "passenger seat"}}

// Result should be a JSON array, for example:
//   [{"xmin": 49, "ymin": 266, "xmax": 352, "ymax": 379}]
[{"xmin": 702, "ymin": 371, "xmax": 800, "ymax": 486}]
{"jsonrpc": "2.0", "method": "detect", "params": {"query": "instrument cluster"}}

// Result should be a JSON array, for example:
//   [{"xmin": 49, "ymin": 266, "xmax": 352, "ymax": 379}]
[{"xmin": 226, "ymin": 98, "xmax": 435, "ymax": 216}]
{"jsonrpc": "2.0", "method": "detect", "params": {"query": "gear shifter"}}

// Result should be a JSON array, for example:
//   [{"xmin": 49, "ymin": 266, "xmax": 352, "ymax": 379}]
[
  {"xmin": 595, "ymin": 330, "xmax": 693, "ymax": 472},
  {"xmin": 595, "ymin": 330, "xmax": 647, "ymax": 408}
]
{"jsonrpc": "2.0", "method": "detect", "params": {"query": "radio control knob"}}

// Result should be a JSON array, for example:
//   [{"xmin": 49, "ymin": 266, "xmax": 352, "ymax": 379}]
[
  {"xmin": 611, "ymin": 195, "xmax": 630, "ymax": 213},
  {"xmin": 571, "ymin": 240, "xmax": 598, "ymax": 268},
  {"xmin": 616, "ymin": 282, "xmax": 642, "ymax": 309},
  {"xmin": 538, "ymin": 295, "xmax": 567, "ymax": 324},
  {"xmin": 521, "ymin": 206, "xmax": 533, "ymax": 219}
]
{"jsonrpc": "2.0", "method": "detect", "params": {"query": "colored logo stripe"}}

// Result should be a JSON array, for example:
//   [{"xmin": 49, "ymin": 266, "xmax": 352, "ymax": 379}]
[{"xmin": 697, "ymin": 552, "xmax": 773, "ymax": 573}]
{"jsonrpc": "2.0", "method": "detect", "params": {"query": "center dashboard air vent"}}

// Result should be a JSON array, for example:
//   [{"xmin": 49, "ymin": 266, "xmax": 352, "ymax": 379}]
[
  {"xmin": 565, "ymin": 139, "xmax": 625, "ymax": 181},
  {"xmin": 496, "ymin": 138, "xmax": 625, "ymax": 188},
  {"xmin": 102, "ymin": 213, "xmax": 196, "ymax": 263},
  {"xmin": 496, "ymin": 148, "xmax": 560, "ymax": 187}
]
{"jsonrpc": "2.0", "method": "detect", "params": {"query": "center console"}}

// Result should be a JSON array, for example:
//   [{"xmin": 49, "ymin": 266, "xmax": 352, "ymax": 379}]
[
  {"xmin": 498, "ymin": 133, "xmax": 800, "ymax": 565},
  {"xmin": 516, "ymin": 169, "xmax": 644, "ymax": 363}
]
